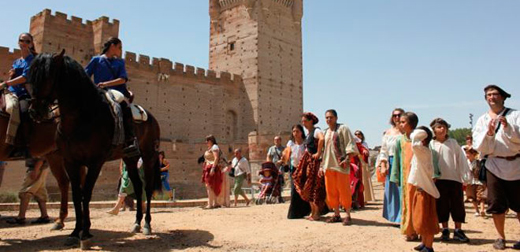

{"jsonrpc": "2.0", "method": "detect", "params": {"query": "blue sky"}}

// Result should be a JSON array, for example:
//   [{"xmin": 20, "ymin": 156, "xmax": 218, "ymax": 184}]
[{"xmin": 1, "ymin": 1, "xmax": 519, "ymax": 146}]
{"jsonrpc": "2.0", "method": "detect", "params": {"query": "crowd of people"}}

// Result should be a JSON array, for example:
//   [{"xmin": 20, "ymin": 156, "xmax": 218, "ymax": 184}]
[{"xmin": 1, "ymin": 31, "xmax": 519, "ymax": 252}]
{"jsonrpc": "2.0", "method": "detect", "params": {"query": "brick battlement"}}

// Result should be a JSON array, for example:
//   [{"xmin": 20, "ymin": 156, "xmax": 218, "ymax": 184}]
[
  {"xmin": 217, "ymin": 0, "xmax": 296, "ymax": 9},
  {"xmin": 31, "ymin": 9, "xmax": 119, "ymax": 27},
  {"xmin": 125, "ymin": 51, "xmax": 242, "ymax": 86},
  {"xmin": 0, "ymin": 46, "xmax": 21, "ymax": 58}
]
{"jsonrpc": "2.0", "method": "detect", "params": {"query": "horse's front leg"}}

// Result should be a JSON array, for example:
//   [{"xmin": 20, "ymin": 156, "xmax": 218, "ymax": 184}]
[
  {"xmin": 124, "ymin": 156, "xmax": 144, "ymax": 233},
  {"xmin": 79, "ymin": 161, "xmax": 104, "ymax": 250},
  {"xmin": 46, "ymin": 152, "xmax": 68, "ymax": 231},
  {"xmin": 63, "ymin": 161, "xmax": 83, "ymax": 247}
]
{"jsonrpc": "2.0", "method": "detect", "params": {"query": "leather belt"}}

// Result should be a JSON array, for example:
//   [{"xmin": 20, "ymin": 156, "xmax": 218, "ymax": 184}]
[{"xmin": 495, "ymin": 153, "xmax": 520, "ymax": 161}]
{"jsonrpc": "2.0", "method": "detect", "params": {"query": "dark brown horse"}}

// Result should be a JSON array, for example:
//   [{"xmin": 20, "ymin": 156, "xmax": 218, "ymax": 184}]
[
  {"xmin": 27, "ymin": 50, "xmax": 161, "ymax": 249},
  {"xmin": 0, "ymin": 111, "xmax": 72, "ymax": 231}
]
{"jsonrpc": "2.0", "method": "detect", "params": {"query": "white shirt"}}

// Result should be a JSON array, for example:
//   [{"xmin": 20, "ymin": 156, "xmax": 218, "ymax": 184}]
[
  {"xmin": 231, "ymin": 157, "xmax": 250, "ymax": 177},
  {"xmin": 287, "ymin": 140, "xmax": 305, "ymax": 168},
  {"xmin": 407, "ymin": 129, "xmax": 440, "ymax": 198},
  {"xmin": 378, "ymin": 132, "xmax": 401, "ymax": 162},
  {"xmin": 430, "ymin": 138, "xmax": 470, "ymax": 183},
  {"xmin": 473, "ymin": 109, "xmax": 520, "ymax": 181}
]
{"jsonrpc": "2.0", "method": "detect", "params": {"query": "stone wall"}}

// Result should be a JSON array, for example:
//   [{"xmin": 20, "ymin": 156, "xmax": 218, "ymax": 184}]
[{"xmin": 0, "ymin": 2, "xmax": 304, "ymax": 199}]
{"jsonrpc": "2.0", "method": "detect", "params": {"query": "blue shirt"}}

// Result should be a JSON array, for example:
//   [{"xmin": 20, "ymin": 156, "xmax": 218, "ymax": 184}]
[
  {"xmin": 8, "ymin": 54, "xmax": 34, "ymax": 98},
  {"xmin": 85, "ymin": 55, "xmax": 129, "ymax": 96}
]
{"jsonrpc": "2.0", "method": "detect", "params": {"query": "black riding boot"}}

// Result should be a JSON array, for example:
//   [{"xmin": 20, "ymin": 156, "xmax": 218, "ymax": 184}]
[{"xmin": 121, "ymin": 102, "xmax": 140, "ymax": 158}]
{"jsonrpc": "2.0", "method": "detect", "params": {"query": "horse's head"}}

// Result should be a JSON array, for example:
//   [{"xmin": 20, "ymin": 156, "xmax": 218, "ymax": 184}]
[{"xmin": 28, "ymin": 49, "xmax": 65, "ymax": 121}]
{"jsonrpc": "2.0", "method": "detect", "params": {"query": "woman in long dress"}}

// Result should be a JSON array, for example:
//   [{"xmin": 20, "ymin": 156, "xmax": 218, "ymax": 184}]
[
  {"xmin": 285, "ymin": 124, "xmax": 311, "ymax": 219},
  {"xmin": 201, "ymin": 135, "xmax": 223, "ymax": 209},
  {"xmin": 354, "ymin": 130, "xmax": 375, "ymax": 203},
  {"xmin": 378, "ymin": 108, "xmax": 404, "ymax": 224},
  {"xmin": 390, "ymin": 112, "xmax": 419, "ymax": 241},
  {"xmin": 292, "ymin": 113, "xmax": 326, "ymax": 221}
]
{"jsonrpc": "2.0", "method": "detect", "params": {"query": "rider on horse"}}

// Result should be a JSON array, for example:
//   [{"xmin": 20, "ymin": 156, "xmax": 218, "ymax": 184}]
[
  {"xmin": 0, "ymin": 32, "xmax": 37, "ymax": 158},
  {"xmin": 85, "ymin": 37, "xmax": 140, "ymax": 157}
]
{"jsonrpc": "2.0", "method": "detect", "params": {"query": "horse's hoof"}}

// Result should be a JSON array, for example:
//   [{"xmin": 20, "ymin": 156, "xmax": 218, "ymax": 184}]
[
  {"xmin": 64, "ymin": 236, "xmax": 80, "ymax": 246},
  {"xmin": 131, "ymin": 223, "xmax": 141, "ymax": 233},
  {"xmin": 50, "ymin": 222, "xmax": 64, "ymax": 231},
  {"xmin": 143, "ymin": 223, "xmax": 152, "ymax": 235},
  {"xmin": 80, "ymin": 239, "xmax": 92, "ymax": 250}
]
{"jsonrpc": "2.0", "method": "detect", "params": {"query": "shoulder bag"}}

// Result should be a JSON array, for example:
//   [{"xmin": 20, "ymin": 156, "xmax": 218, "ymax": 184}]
[{"xmin": 478, "ymin": 108, "xmax": 510, "ymax": 182}]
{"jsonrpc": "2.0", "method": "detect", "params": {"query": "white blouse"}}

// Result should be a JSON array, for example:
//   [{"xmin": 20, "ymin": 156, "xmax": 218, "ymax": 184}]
[
  {"xmin": 378, "ymin": 131, "xmax": 401, "ymax": 163},
  {"xmin": 287, "ymin": 140, "xmax": 305, "ymax": 168},
  {"xmin": 407, "ymin": 129, "xmax": 440, "ymax": 199}
]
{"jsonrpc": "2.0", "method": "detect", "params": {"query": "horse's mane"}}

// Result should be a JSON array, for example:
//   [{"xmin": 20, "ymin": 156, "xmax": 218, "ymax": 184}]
[{"xmin": 29, "ymin": 53, "xmax": 106, "ymax": 106}]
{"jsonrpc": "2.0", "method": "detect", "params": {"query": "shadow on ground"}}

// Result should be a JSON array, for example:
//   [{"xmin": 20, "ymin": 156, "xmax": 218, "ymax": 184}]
[{"xmin": 0, "ymin": 228, "xmax": 216, "ymax": 251}]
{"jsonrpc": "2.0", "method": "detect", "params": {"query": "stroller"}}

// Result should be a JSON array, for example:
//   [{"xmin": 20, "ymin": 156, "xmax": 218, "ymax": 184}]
[{"xmin": 255, "ymin": 162, "xmax": 283, "ymax": 205}]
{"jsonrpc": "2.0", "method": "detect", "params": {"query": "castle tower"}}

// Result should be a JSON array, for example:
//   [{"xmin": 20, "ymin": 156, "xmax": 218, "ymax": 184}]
[
  {"xmin": 29, "ymin": 9, "xmax": 119, "ymax": 65},
  {"xmin": 209, "ymin": 0, "xmax": 303, "ymax": 160}
]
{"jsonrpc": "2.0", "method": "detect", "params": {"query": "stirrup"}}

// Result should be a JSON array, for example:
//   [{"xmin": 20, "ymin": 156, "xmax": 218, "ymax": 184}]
[{"xmin": 123, "ymin": 139, "xmax": 140, "ymax": 158}]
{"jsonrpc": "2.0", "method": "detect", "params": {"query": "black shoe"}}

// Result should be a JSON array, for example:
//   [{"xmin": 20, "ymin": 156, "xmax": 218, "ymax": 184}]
[
  {"xmin": 420, "ymin": 247, "xmax": 434, "ymax": 252},
  {"xmin": 414, "ymin": 243, "xmax": 425, "ymax": 251},
  {"xmin": 440, "ymin": 228, "xmax": 450, "ymax": 241},
  {"xmin": 6, "ymin": 217, "xmax": 26, "ymax": 225},
  {"xmin": 493, "ymin": 239, "xmax": 506, "ymax": 250},
  {"xmin": 123, "ymin": 139, "xmax": 140, "ymax": 158},
  {"xmin": 453, "ymin": 229, "xmax": 470, "ymax": 243},
  {"xmin": 512, "ymin": 240, "xmax": 520, "ymax": 250}
]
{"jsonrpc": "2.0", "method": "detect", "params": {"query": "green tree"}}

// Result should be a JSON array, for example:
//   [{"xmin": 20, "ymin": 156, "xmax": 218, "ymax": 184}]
[{"xmin": 448, "ymin": 127, "xmax": 472, "ymax": 145}]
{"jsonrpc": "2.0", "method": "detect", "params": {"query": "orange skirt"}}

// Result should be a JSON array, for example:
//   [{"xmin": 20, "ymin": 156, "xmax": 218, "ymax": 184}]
[{"xmin": 412, "ymin": 189, "xmax": 440, "ymax": 236}]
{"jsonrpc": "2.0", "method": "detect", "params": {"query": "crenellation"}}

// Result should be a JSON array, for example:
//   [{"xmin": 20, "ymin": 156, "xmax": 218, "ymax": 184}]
[
  {"xmin": 70, "ymin": 16, "xmax": 83, "ymax": 25},
  {"xmin": 185, "ymin": 65, "xmax": 195, "ymax": 77},
  {"xmin": 233, "ymin": 74, "xmax": 243, "ymax": 83},
  {"xmin": 196, "ymin": 67, "xmax": 206, "ymax": 77},
  {"xmin": 220, "ymin": 71, "xmax": 232, "ymax": 82},
  {"xmin": 206, "ymin": 70, "xmax": 217, "ymax": 80},
  {"xmin": 138, "ymin": 54, "xmax": 151, "ymax": 66},
  {"xmin": 159, "ymin": 58, "xmax": 173, "ymax": 73},
  {"xmin": 125, "ymin": 51, "xmax": 136, "ymax": 63},
  {"xmin": 174, "ymin": 62, "xmax": 184, "ymax": 73},
  {"xmin": 54, "ymin": 11, "xmax": 68, "ymax": 20}
]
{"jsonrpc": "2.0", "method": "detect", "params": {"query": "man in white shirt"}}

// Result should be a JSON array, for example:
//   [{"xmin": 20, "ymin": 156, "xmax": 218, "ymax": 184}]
[
  {"xmin": 231, "ymin": 148, "xmax": 251, "ymax": 207},
  {"xmin": 267, "ymin": 136, "xmax": 286, "ymax": 200},
  {"xmin": 473, "ymin": 85, "xmax": 520, "ymax": 250}
]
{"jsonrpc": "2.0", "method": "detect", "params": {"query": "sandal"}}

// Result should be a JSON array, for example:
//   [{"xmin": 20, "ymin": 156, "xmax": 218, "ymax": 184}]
[
  {"xmin": 31, "ymin": 216, "xmax": 51, "ymax": 224},
  {"xmin": 326, "ymin": 215, "xmax": 342, "ymax": 223},
  {"xmin": 342, "ymin": 216, "xmax": 352, "ymax": 226},
  {"xmin": 6, "ymin": 217, "xmax": 26, "ymax": 225},
  {"xmin": 405, "ymin": 234, "xmax": 419, "ymax": 241}
]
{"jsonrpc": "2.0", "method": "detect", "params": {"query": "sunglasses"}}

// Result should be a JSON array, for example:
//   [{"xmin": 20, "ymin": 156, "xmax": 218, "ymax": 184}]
[
  {"xmin": 19, "ymin": 39, "xmax": 32, "ymax": 44},
  {"xmin": 392, "ymin": 114, "xmax": 401, "ymax": 117}
]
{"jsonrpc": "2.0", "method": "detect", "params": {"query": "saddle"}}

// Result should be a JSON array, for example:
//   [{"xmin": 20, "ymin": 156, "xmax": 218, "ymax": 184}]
[{"xmin": 106, "ymin": 89, "xmax": 148, "ymax": 122}]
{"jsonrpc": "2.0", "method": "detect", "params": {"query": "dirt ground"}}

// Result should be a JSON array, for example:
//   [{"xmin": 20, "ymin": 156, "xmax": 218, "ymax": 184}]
[{"xmin": 1, "ymin": 184, "xmax": 520, "ymax": 251}]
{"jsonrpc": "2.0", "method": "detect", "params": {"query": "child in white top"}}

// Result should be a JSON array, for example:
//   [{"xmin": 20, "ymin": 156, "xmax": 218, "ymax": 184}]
[{"xmin": 408, "ymin": 126, "xmax": 440, "ymax": 252}]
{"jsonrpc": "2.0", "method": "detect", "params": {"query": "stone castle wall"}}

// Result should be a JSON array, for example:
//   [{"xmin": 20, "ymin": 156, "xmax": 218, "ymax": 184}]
[
  {"xmin": 0, "ymin": 2, "xmax": 303, "ymax": 199},
  {"xmin": 0, "ymin": 10, "xmax": 251, "ymax": 199}
]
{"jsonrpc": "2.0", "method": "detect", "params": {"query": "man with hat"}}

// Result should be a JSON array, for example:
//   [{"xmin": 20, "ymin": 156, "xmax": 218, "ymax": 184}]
[{"xmin": 473, "ymin": 85, "xmax": 520, "ymax": 250}]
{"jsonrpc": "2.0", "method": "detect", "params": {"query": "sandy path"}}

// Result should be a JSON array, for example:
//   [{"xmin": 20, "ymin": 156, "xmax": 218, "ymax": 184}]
[{"xmin": 1, "ymin": 184, "xmax": 519, "ymax": 251}]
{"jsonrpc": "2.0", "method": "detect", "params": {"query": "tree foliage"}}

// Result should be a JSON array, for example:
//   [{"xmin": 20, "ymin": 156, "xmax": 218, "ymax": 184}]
[{"xmin": 448, "ymin": 127, "xmax": 472, "ymax": 145}]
